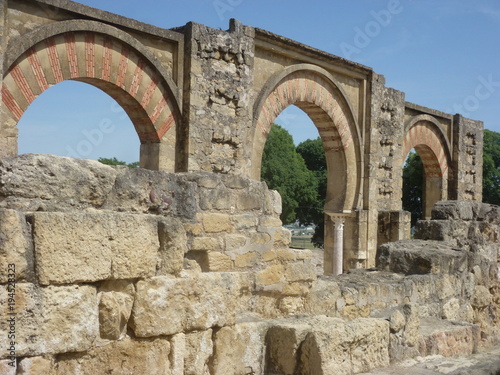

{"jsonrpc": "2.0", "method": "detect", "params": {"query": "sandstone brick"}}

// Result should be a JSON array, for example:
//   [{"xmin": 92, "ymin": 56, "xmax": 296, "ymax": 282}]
[
  {"xmin": 191, "ymin": 236, "xmax": 220, "ymax": 251},
  {"xmin": 285, "ymin": 262, "xmax": 317, "ymax": 283},
  {"xmin": 273, "ymin": 228, "xmax": 292, "ymax": 248},
  {"xmin": 233, "ymin": 214, "xmax": 258, "ymax": 229},
  {"xmin": 98, "ymin": 290, "xmax": 134, "ymax": 340},
  {"xmin": 55, "ymin": 336, "xmax": 170, "ymax": 375},
  {"xmin": 262, "ymin": 250, "xmax": 278, "ymax": 262},
  {"xmin": 0, "ymin": 283, "xmax": 98, "ymax": 357},
  {"xmin": 130, "ymin": 273, "xmax": 251, "ymax": 337},
  {"xmin": 236, "ymin": 191, "xmax": 262, "ymax": 211},
  {"xmin": 207, "ymin": 251, "xmax": 233, "ymax": 271},
  {"xmin": 0, "ymin": 209, "xmax": 34, "ymax": 283},
  {"xmin": 201, "ymin": 213, "xmax": 233, "ymax": 233},
  {"xmin": 224, "ymin": 234, "xmax": 247, "ymax": 251},
  {"xmin": 256, "ymin": 264, "xmax": 284, "ymax": 286},
  {"xmin": 234, "ymin": 252, "xmax": 259, "ymax": 268},
  {"xmin": 259, "ymin": 215, "xmax": 282, "ymax": 227},
  {"xmin": 31, "ymin": 212, "xmax": 159, "ymax": 285}
]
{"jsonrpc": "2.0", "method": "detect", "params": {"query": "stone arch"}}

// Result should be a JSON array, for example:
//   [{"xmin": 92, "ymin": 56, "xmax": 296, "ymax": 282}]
[
  {"xmin": 250, "ymin": 64, "xmax": 362, "ymax": 213},
  {"xmin": 402, "ymin": 116, "xmax": 451, "ymax": 219},
  {"xmin": 1, "ymin": 20, "xmax": 182, "ymax": 171}
]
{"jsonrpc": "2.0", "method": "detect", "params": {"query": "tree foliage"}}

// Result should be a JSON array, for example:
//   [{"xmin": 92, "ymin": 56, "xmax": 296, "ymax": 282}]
[
  {"xmin": 483, "ymin": 129, "xmax": 500, "ymax": 206},
  {"xmin": 296, "ymin": 137, "xmax": 327, "ymax": 247},
  {"xmin": 261, "ymin": 125, "xmax": 318, "ymax": 225},
  {"xmin": 402, "ymin": 150, "xmax": 423, "ymax": 227},
  {"xmin": 98, "ymin": 157, "xmax": 139, "ymax": 168}
]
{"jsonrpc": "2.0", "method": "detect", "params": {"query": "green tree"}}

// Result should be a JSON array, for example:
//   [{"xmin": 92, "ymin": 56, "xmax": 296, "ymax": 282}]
[
  {"xmin": 483, "ymin": 129, "xmax": 500, "ymax": 205},
  {"xmin": 98, "ymin": 157, "xmax": 139, "ymax": 168},
  {"xmin": 296, "ymin": 137, "xmax": 327, "ymax": 247},
  {"xmin": 402, "ymin": 150, "xmax": 424, "ymax": 227},
  {"xmin": 261, "ymin": 124, "xmax": 318, "ymax": 224}
]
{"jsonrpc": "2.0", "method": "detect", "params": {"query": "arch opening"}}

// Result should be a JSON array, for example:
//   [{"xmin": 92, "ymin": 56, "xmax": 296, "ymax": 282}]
[
  {"xmin": 1, "ymin": 27, "xmax": 181, "ymax": 171},
  {"xmin": 18, "ymin": 80, "xmax": 139, "ymax": 164},
  {"xmin": 252, "ymin": 68, "xmax": 363, "ymax": 275},
  {"xmin": 402, "ymin": 120, "xmax": 450, "ymax": 220}
]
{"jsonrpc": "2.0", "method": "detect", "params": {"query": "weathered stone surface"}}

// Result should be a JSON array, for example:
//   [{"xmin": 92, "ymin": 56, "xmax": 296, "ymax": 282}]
[
  {"xmin": 0, "ymin": 209, "xmax": 34, "ymax": 283},
  {"xmin": 0, "ymin": 360, "xmax": 16, "ymax": 375},
  {"xmin": 212, "ymin": 319, "xmax": 268, "ymax": 375},
  {"xmin": 0, "ymin": 284, "xmax": 98, "ymax": 357},
  {"xmin": 170, "ymin": 333, "xmax": 186, "ymax": 375},
  {"xmin": 298, "ymin": 317, "xmax": 390, "ymax": 374},
  {"xmin": 17, "ymin": 356, "xmax": 55, "ymax": 375},
  {"xmin": 157, "ymin": 218, "xmax": 188, "ymax": 276},
  {"xmin": 55, "ymin": 336, "xmax": 170, "ymax": 375},
  {"xmin": 130, "ymin": 273, "xmax": 251, "ymax": 337},
  {"xmin": 191, "ymin": 236, "xmax": 220, "ymax": 251},
  {"xmin": 200, "ymin": 212, "xmax": 233, "ymax": 233},
  {"xmin": 0, "ymin": 154, "xmax": 117, "ymax": 211},
  {"xmin": 185, "ymin": 329, "xmax": 213, "ymax": 375},
  {"xmin": 418, "ymin": 318, "xmax": 480, "ymax": 358},
  {"xmin": 377, "ymin": 240, "xmax": 467, "ymax": 275},
  {"xmin": 284, "ymin": 261, "xmax": 317, "ymax": 283},
  {"xmin": 31, "ymin": 212, "xmax": 159, "ymax": 284},
  {"xmin": 98, "ymin": 282, "xmax": 135, "ymax": 341}
]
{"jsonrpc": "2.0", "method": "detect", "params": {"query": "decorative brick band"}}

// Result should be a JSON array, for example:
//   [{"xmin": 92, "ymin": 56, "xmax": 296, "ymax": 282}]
[
  {"xmin": 403, "ymin": 121, "xmax": 448, "ymax": 178},
  {"xmin": 256, "ymin": 72, "xmax": 353, "ymax": 153},
  {"xmin": 2, "ymin": 31, "xmax": 179, "ymax": 144}
]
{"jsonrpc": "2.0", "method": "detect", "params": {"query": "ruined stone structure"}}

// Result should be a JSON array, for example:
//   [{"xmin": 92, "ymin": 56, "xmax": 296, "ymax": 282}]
[{"xmin": 0, "ymin": 1, "xmax": 497, "ymax": 374}]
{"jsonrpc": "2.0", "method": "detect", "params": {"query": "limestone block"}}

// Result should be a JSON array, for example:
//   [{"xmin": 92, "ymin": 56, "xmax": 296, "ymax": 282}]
[
  {"xmin": 0, "ymin": 360, "xmax": 15, "ymax": 374},
  {"xmin": 256, "ymin": 264, "xmax": 284, "ymax": 287},
  {"xmin": 0, "ymin": 284, "xmax": 98, "ymax": 357},
  {"xmin": 284, "ymin": 262, "xmax": 317, "ymax": 283},
  {"xmin": 471, "ymin": 285, "xmax": 493, "ymax": 307},
  {"xmin": 0, "ymin": 154, "xmax": 117, "ymax": 211},
  {"xmin": 55, "ymin": 336, "xmax": 170, "ymax": 375},
  {"xmin": 273, "ymin": 228, "xmax": 292, "ymax": 248},
  {"xmin": 442, "ymin": 298, "xmax": 460, "ymax": 320},
  {"xmin": 170, "ymin": 333, "xmax": 186, "ymax": 375},
  {"xmin": 17, "ymin": 356, "xmax": 55, "ymax": 375},
  {"xmin": 234, "ymin": 252, "xmax": 259, "ymax": 268},
  {"xmin": 0, "ymin": 209, "xmax": 34, "ymax": 283},
  {"xmin": 266, "ymin": 320, "xmax": 313, "ymax": 375},
  {"xmin": 236, "ymin": 191, "xmax": 262, "ymax": 211},
  {"xmin": 279, "ymin": 296, "xmax": 305, "ymax": 316},
  {"xmin": 130, "ymin": 273, "xmax": 251, "ymax": 337},
  {"xmin": 31, "ymin": 212, "xmax": 159, "ymax": 285},
  {"xmin": 389, "ymin": 310, "xmax": 405, "ymax": 333},
  {"xmin": 200, "ymin": 213, "xmax": 233, "ymax": 233},
  {"xmin": 98, "ymin": 288, "xmax": 134, "ymax": 340},
  {"xmin": 306, "ymin": 278, "xmax": 342, "ymax": 316},
  {"xmin": 191, "ymin": 236, "xmax": 220, "ymax": 251},
  {"xmin": 298, "ymin": 318, "xmax": 390, "ymax": 374},
  {"xmin": 265, "ymin": 189, "xmax": 282, "ymax": 215},
  {"xmin": 259, "ymin": 215, "xmax": 282, "ymax": 227},
  {"xmin": 213, "ymin": 320, "xmax": 268, "ymax": 375},
  {"xmin": 402, "ymin": 303, "xmax": 420, "ymax": 348},
  {"xmin": 224, "ymin": 234, "xmax": 247, "ymax": 251},
  {"xmin": 207, "ymin": 252, "xmax": 233, "ymax": 271},
  {"xmin": 185, "ymin": 330, "xmax": 213, "ymax": 375},
  {"xmin": 199, "ymin": 187, "xmax": 234, "ymax": 210},
  {"xmin": 233, "ymin": 214, "xmax": 258, "ymax": 229},
  {"xmin": 157, "ymin": 218, "xmax": 188, "ymax": 276}
]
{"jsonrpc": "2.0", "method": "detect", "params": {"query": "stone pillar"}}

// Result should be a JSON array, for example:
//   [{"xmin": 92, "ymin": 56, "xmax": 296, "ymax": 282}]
[{"xmin": 333, "ymin": 216, "xmax": 345, "ymax": 276}]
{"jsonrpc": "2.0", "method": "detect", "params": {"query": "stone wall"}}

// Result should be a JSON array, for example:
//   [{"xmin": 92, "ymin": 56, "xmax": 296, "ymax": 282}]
[{"xmin": 0, "ymin": 154, "xmax": 498, "ymax": 374}]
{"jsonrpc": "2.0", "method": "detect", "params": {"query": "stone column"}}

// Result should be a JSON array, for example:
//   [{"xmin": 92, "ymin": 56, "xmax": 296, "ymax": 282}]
[{"xmin": 332, "ymin": 216, "xmax": 345, "ymax": 276}]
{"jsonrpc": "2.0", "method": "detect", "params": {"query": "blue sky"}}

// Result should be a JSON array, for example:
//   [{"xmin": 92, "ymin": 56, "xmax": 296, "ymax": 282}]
[{"xmin": 18, "ymin": 0, "xmax": 500, "ymax": 163}]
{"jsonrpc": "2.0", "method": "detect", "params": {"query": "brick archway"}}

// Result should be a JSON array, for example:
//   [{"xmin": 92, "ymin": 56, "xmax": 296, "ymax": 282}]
[
  {"xmin": 402, "ymin": 118, "xmax": 451, "ymax": 219},
  {"xmin": 250, "ymin": 66, "xmax": 362, "ymax": 214},
  {"xmin": 251, "ymin": 65, "xmax": 362, "ymax": 274},
  {"xmin": 1, "ymin": 20, "xmax": 181, "ymax": 171}
]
